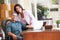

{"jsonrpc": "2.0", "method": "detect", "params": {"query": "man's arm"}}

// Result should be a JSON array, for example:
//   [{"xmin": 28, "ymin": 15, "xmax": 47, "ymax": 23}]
[
  {"xmin": 21, "ymin": 22, "xmax": 26, "ymax": 31},
  {"xmin": 6, "ymin": 23, "xmax": 17, "ymax": 40},
  {"xmin": 21, "ymin": 22, "xmax": 33, "ymax": 30},
  {"xmin": 7, "ymin": 32, "xmax": 17, "ymax": 40}
]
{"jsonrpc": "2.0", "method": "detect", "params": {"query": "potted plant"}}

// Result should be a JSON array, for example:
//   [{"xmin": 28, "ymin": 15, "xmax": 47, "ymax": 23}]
[
  {"xmin": 56, "ymin": 20, "xmax": 60, "ymax": 28},
  {"xmin": 37, "ymin": 5, "xmax": 49, "ymax": 20}
]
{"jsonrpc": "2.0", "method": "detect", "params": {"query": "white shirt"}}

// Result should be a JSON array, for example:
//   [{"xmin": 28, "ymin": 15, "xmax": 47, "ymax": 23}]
[
  {"xmin": 14, "ymin": 10, "xmax": 43, "ymax": 29},
  {"xmin": 16, "ymin": 10, "xmax": 37, "ymax": 25}
]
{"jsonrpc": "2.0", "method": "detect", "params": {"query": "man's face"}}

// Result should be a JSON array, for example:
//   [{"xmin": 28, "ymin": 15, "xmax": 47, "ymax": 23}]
[{"xmin": 11, "ymin": 14, "xmax": 17, "ymax": 21}]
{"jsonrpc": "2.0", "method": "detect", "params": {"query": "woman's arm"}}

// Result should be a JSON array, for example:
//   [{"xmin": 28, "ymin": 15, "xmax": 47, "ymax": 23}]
[
  {"xmin": 26, "ymin": 10, "xmax": 36, "ymax": 27},
  {"xmin": 21, "ymin": 22, "xmax": 33, "ymax": 30}
]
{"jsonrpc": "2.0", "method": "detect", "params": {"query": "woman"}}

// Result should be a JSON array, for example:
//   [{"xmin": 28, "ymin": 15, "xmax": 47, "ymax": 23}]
[{"xmin": 14, "ymin": 4, "xmax": 37, "ymax": 27}]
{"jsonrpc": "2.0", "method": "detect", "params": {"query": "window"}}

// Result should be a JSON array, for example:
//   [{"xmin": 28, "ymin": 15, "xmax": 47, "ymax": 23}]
[
  {"xmin": 0, "ymin": 0, "xmax": 4, "ymax": 4},
  {"xmin": 10, "ymin": 0, "xmax": 18, "ymax": 4},
  {"xmin": 37, "ymin": 4, "xmax": 49, "ymax": 20},
  {"xmin": 52, "ymin": 0, "xmax": 59, "ymax": 4}
]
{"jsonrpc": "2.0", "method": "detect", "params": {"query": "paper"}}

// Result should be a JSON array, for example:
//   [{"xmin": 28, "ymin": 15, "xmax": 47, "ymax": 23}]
[
  {"xmin": 26, "ymin": 30, "xmax": 43, "ymax": 32},
  {"xmin": 0, "ymin": 37, "xmax": 2, "ymax": 40},
  {"xmin": 33, "ymin": 21, "xmax": 43, "ymax": 30}
]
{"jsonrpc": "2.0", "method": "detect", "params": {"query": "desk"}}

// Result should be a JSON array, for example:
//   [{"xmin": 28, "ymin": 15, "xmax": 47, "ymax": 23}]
[{"xmin": 22, "ymin": 30, "xmax": 60, "ymax": 40}]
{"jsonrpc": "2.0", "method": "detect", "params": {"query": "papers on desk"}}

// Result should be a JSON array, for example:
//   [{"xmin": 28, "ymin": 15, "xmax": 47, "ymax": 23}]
[
  {"xmin": 25, "ymin": 21, "xmax": 43, "ymax": 32},
  {"xmin": 52, "ymin": 28, "xmax": 60, "ymax": 31},
  {"xmin": 26, "ymin": 30, "xmax": 43, "ymax": 32},
  {"xmin": 0, "ymin": 37, "xmax": 2, "ymax": 40},
  {"xmin": 33, "ymin": 21, "xmax": 43, "ymax": 30}
]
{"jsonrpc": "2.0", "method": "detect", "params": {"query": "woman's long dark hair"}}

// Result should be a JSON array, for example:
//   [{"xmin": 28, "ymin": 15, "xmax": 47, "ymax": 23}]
[{"xmin": 14, "ymin": 4, "xmax": 24, "ymax": 14}]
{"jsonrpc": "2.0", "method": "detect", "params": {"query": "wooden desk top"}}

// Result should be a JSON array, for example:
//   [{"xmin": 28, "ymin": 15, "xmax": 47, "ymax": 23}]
[
  {"xmin": 22, "ymin": 30, "xmax": 60, "ymax": 40},
  {"xmin": 22, "ymin": 29, "xmax": 60, "ymax": 34}
]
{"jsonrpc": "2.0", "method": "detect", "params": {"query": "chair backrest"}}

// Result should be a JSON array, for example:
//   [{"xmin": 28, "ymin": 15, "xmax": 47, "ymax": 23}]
[
  {"xmin": 1, "ymin": 20, "xmax": 12, "ymax": 40},
  {"xmin": 1, "ymin": 20, "xmax": 10, "ymax": 40},
  {"xmin": 1, "ymin": 20, "xmax": 7, "ymax": 34},
  {"xmin": 1, "ymin": 20, "xmax": 11, "ymax": 35}
]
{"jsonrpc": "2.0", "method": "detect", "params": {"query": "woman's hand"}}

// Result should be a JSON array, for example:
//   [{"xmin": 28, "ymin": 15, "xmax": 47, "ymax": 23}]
[{"xmin": 26, "ymin": 25, "xmax": 33, "ymax": 29}]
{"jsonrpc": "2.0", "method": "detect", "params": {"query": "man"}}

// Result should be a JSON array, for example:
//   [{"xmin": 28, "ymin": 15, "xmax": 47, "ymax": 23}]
[{"xmin": 7, "ymin": 13, "xmax": 26, "ymax": 40}]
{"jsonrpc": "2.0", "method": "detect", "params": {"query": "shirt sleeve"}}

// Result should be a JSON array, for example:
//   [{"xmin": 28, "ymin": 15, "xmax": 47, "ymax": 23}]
[
  {"xmin": 26, "ymin": 10, "xmax": 35, "ymax": 20},
  {"xmin": 6, "ymin": 22, "xmax": 12, "ymax": 33},
  {"xmin": 26, "ymin": 10, "xmax": 37, "ymax": 25},
  {"xmin": 21, "ymin": 22, "xmax": 26, "ymax": 31}
]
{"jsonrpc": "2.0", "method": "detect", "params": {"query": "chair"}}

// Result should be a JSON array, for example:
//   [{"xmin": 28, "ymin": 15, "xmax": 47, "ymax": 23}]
[
  {"xmin": 1, "ymin": 20, "xmax": 13, "ymax": 40},
  {"xmin": 1, "ymin": 20, "xmax": 25, "ymax": 40}
]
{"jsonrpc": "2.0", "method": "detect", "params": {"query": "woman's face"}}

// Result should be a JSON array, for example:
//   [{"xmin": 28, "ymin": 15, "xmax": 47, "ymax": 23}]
[{"xmin": 16, "ymin": 6, "xmax": 23, "ymax": 13}]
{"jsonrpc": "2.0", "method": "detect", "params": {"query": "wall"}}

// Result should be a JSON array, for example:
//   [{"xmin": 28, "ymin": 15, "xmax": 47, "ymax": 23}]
[
  {"xmin": 17, "ymin": 0, "xmax": 32, "ymax": 13},
  {"xmin": 23, "ymin": 0, "xmax": 32, "ymax": 13},
  {"xmin": 48, "ymin": 11, "xmax": 59, "ymax": 24}
]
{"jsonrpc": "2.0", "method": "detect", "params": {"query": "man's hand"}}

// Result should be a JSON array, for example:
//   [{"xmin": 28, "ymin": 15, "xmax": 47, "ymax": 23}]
[
  {"xmin": 8, "ymin": 32, "xmax": 17, "ymax": 40},
  {"xmin": 12, "ymin": 34, "xmax": 17, "ymax": 40}
]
